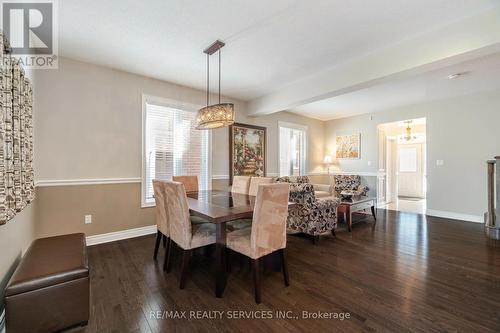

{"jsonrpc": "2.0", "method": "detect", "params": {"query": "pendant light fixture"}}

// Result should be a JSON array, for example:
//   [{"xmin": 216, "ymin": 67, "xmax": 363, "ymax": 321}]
[
  {"xmin": 403, "ymin": 120, "xmax": 417, "ymax": 141},
  {"xmin": 196, "ymin": 40, "xmax": 235, "ymax": 130}
]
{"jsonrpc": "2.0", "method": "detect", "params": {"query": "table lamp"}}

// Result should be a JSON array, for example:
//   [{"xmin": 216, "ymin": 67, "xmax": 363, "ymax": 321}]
[{"xmin": 323, "ymin": 155, "xmax": 333, "ymax": 174}]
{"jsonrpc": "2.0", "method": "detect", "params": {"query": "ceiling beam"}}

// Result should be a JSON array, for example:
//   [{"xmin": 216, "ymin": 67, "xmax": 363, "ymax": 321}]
[{"xmin": 247, "ymin": 7, "xmax": 500, "ymax": 116}]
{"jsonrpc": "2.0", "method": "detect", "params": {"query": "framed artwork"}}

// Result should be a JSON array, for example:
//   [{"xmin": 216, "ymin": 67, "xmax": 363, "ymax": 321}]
[
  {"xmin": 335, "ymin": 133, "xmax": 361, "ymax": 159},
  {"xmin": 229, "ymin": 123, "xmax": 266, "ymax": 183}
]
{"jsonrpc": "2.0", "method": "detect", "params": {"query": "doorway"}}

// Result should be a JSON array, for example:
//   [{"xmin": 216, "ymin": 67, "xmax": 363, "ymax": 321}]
[{"xmin": 378, "ymin": 118, "xmax": 426, "ymax": 214}]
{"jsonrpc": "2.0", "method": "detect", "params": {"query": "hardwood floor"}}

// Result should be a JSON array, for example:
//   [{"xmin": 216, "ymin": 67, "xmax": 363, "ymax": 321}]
[{"xmin": 82, "ymin": 210, "xmax": 500, "ymax": 332}]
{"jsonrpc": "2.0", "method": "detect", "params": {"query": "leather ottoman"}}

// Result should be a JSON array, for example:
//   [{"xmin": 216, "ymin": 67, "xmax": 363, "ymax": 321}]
[{"xmin": 5, "ymin": 233, "xmax": 89, "ymax": 333}]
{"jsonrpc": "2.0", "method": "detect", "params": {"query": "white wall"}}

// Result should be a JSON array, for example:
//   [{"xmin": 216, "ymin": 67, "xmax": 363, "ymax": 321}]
[
  {"xmin": 34, "ymin": 57, "xmax": 325, "ymax": 182},
  {"xmin": 34, "ymin": 58, "xmax": 244, "ymax": 181},
  {"xmin": 31, "ymin": 57, "xmax": 327, "ymax": 238},
  {"xmin": 215, "ymin": 111, "xmax": 326, "ymax": 177},
  {"xmin": 325, "ymin": 89, "xmax": 500, "ymax": 219}
]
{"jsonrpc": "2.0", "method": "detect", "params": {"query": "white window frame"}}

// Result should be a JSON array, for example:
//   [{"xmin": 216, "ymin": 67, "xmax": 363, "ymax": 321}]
[
  {"xmin": 278, "ymin": 121, "xmax": 308, "ymax": 177},
  {"xmin": 141, "ymin": 94, "xmax": 212, "ymax": 208}
]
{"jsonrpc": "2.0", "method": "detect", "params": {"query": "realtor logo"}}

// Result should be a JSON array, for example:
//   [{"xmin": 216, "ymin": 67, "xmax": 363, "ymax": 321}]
[{"xmin": 1, "ymin": 0, "xmax": 58, "ymax": 68}]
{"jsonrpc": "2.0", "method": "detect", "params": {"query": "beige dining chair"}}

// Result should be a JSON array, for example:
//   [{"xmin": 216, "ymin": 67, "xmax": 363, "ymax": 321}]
[
  {"xmin": 226, "ymin": 183, "xmax": 290, "ymax": 303},
  {"xmin": 231, "ymin": 176, "xmax": 251, "ymax": 194},
  {"xmin": 164, "ymin": 181, "xmax": 216, "ymax": 289},
  {"xmin": 152, "ymin": 180, "xmax": 169, "ymax": 261},
  {"xmin": 172, "ymin": 175, "xmax": 207, "ymax": 224},
  {"xmin": 172, "ymin": 175, "xmax": 199, "ymax": 193},
  {"xmin": 248, "ymin": 177, "xmax": 273, "ymax": 196},
  {"xmin": 227, "ymin": 192, "xmax": 254, "ymax": 231}
]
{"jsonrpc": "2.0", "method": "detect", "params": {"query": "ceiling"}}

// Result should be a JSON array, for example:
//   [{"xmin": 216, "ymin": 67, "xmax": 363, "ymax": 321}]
[
  {"xmin": 290, "ymin": 52, "xmax": 500, "ymax": 120},
  {"xmin": 59, "ymin": 0, "xmax": 499, "ymax": 101}
]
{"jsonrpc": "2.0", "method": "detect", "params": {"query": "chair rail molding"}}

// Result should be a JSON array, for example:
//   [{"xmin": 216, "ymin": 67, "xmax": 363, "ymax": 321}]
[
  {"xmin": 212, "ymin": 175, "xmax": 230, "ymax": 180},
  {"xmin": 328, "ymin": 171, "xmax": 379, "ymax": 177},
  {"xmin": 35, "ymin": 178, "xmax": 142, "ymax": 187},
  {"xmin": 213, "ymin": 173, "xmax": 279, "ymax": 180}
]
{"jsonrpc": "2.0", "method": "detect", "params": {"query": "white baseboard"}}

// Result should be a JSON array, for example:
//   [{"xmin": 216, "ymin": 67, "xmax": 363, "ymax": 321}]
[
  {"xmin": 426, "ymin": 209, "xmax": 483, "ymax": 223},
  {"xmin": 83, "ymin": 210, "xmax": 482, "ymax": 247},
  {"xmin": 86, "ymin": 225, "xmax": 157, "ymax": 246},
  {"xmin": 377, "ymin": 201, "xmax": 387, "ymax": 208}
]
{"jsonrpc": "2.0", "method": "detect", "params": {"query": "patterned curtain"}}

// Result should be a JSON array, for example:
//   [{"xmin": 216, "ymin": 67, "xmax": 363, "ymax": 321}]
[{"xmin": 0, "ymin": 32, "xmax": 35, "ymax": 225}]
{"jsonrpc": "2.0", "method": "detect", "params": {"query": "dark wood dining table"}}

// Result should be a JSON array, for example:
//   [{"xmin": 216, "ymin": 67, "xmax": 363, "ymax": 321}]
[{"xmin": 186, "ymin": 190, "xmax": 256, "ymax": 298}]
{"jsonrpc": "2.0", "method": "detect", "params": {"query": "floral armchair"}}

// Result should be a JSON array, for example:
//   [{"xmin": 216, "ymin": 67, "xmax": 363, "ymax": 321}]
[
  {"xmin": 333, "ymin": 175, "xmax": 369, "ymax": 197},
  {"xmin": 274, "ymin": 176, "xmax": 333, "ymax": 198},
  {"xmin": 274, "ymin": 176, "xmax": 310, "ymax": 184},
  {"xmin": 286, "ymin": 183, "xmax": 340, "ymax": 244}
]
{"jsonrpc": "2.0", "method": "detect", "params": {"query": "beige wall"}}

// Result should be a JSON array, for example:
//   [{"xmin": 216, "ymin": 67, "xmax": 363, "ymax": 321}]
[
  {"xmin": 0, "ymin": 205, "xmax": 35, "ymax": 312},
  {"xmin": 28, "ymin": 56, "xmax": 500, "ymax": 243},
  {"xmin": 33, "ymin": 57, "xmax": 326, "ymax": 238},
  {"xmin": 0, "ymin": 68, "xmax": 37, "ymax": 314},
  {"xmin": 38, "ymin": 57, "xmax": 498, "ymax": 236},
  {"xmin": 324, "ymin": 89, "xmax": 500, "ymax": 218},
  {"xmin": 35, "ymin": 183, "xmax": 154, "ymax": 238},
  {"xmin": 34, "ymin": 57, "xmax": 325, "ymax": 182},
  {"xmin": 213, "ymin": 111, "xmax": 326, "ymax": 177},
  {"xmin": 34, "ymin": 57, "xmax": 247, "ymax": 181}
]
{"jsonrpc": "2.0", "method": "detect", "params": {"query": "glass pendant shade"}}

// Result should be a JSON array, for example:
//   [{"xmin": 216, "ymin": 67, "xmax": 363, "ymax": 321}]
[{"xmin": 196, "ymin": 103, "xmax": 235, "ymax": 130}]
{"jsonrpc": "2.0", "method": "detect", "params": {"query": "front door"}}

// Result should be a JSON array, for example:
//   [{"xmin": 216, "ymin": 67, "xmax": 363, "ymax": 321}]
[{"xmin": 397, "ymin": 143, "xmax": 424, "ymax": 198}]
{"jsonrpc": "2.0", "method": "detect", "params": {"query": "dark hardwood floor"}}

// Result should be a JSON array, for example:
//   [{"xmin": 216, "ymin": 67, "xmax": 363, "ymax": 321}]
[{"xmin": 82, "ymin": 210, "xmax": 500, "ymax": 332}]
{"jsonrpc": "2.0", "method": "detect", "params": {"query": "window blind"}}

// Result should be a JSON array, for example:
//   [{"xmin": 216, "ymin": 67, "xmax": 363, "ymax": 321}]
[{"xmin": 143, "ymin": 103, "xmax": 210, "ymax": 205}]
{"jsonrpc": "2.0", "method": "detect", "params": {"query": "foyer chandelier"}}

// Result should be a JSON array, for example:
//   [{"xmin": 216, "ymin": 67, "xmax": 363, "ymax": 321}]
[
  {"xmin": 404, "ymin": 120, "xmax": 417, "ymax": 141},
  {"xmin": 196, "ymin": 40, "xmax": 235, "ymax": 130}
]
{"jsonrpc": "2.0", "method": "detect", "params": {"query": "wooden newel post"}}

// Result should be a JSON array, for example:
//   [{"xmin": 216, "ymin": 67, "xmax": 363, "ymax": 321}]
[
  {"xmin": 485, "ymin": 157, "xmax": 500, "ymax": 239},
  {"xmin": 486, "ymin": 160, "xmax": 495, "ymax": 227},
  {"xmin": 496, "ymin": 156, "xmax": 500, "ymax": 227}
]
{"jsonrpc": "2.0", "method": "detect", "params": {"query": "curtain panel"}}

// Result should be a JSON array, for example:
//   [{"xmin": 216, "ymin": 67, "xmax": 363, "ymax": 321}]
[{"xmin": 0, "ymin": 32, "xmax": 35, "ymax": 225}]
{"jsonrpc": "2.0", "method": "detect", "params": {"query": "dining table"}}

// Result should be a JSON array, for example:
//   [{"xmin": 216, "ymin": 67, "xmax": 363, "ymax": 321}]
[{"xmin": 186, "ymin": 190, "xmax": 256, "ymax": 298}]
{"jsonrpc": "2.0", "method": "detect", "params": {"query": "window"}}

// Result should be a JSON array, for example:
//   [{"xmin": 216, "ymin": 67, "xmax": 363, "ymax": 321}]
[
  {"xmin": 279, "ymin": 122, "xmax": 307, "ymax": 177},
  {"xmin": 399, "ymin": 147, "xmax": 417, "ymax": 172},
  {"xmin": 142, "ymin": 98, "xmax": 210, "ymax": 206}
]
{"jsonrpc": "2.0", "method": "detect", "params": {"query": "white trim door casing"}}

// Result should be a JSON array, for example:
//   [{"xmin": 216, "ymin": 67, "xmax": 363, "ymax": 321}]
[{"xmin": 278, "ymin": 121, "xmax": 308, "ymax": 177}]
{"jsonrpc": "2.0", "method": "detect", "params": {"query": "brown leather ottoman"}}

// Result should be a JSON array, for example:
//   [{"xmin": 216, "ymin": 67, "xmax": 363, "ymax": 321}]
[{"xmin": 5, "ymin": 233, "xmax": 89, "ymax": 333}]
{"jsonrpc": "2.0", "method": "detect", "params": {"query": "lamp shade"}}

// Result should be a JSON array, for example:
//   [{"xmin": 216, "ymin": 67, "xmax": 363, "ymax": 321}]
[
  {"xmin": 196, "ymin": 103, "xmax": 235, "ymax": 130},
  {"xmin": 323, "ymin": 155, "xmax": 333, "ymax": 164}
]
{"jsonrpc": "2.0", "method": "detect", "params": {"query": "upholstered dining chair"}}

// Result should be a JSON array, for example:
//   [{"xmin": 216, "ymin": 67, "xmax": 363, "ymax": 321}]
[
  {"xmin": 163, "ymin": 181, "xmax": 216, "ymax": 289},
  {"xmin": 231, "ymin": 176, "xmax": 251, "ymax": 194},
  {"xmin": 227, "ymin": 176, "xmax": 273, "ymax": 233},
  {"xmin": 152, "ymin": 180, "xmax": 169, "ymax": 261},
  {"xmin": 171, "ymin": 175, "xmax": 207, "ymax": 224},
  {"xmin": 248, "ymin": 177, "xmax": 273, "ymax": 196},
  {"xmin": 172, "ymin": 175, "xmax": 199, "ymax": 193},
  {"xmin": 226, "ymin": 183, "xmax": 290, "ymax": 303}
]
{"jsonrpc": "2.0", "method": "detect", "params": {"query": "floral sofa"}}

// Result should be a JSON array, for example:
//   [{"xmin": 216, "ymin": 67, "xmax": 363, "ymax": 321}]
[
  {"xmin": 333, "ymin": 175, "xmax": 369, "ymax": 197},
  {"xmin": 274, "ymin": 176, "xmax": 332, "ymax": 198},
  {"xmin": 286, "ymin": 183, "xmax": 340, "ymax": 244}
]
